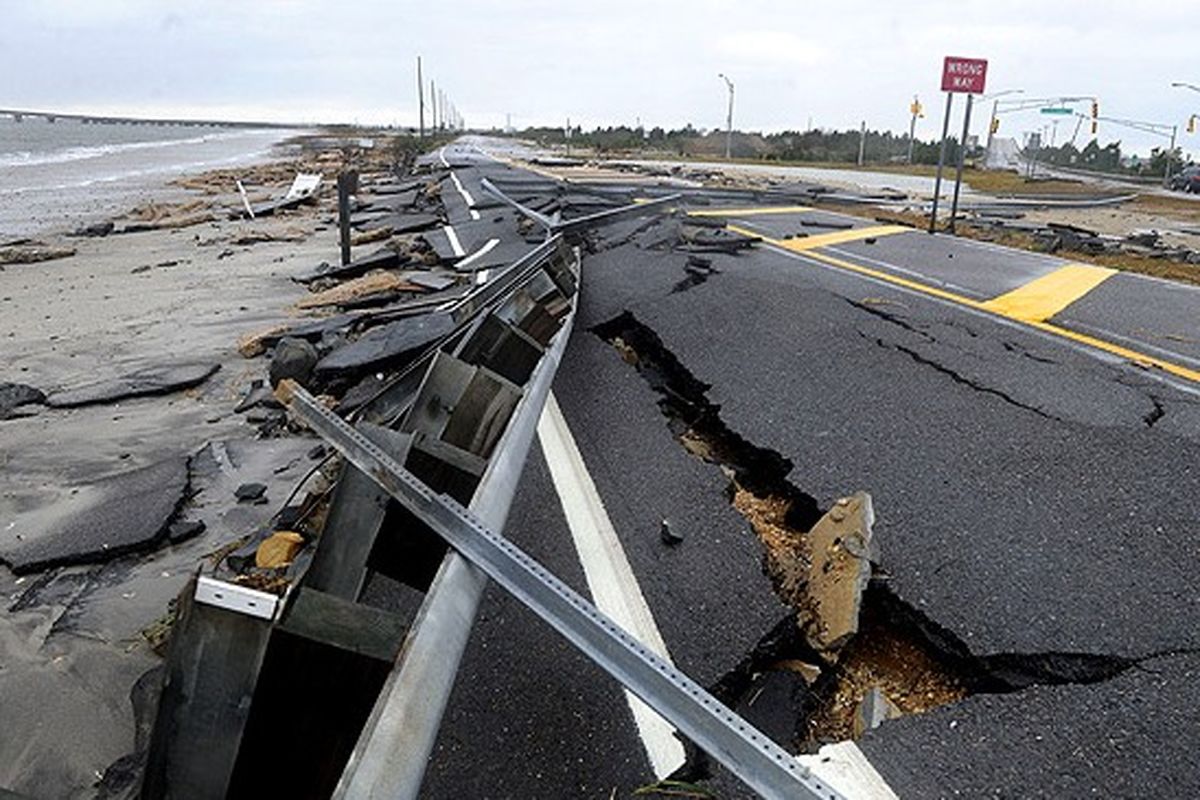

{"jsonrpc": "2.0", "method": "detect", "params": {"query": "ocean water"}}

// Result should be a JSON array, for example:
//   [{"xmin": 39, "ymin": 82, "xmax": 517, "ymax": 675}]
[{"xmin": 0, "ymin": 117, "xmax": 303, "ymax": 237}]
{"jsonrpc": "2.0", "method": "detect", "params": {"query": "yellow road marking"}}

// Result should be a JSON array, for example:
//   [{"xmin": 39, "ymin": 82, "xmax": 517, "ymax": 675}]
[
  {"xmin": 979, "ymin": 264, "xmax": 1118, "ymax": 322},
  {"xmin": 729, "ymin": 223, "xmax": 911, "ymax": 252},
  {"xmin": 687, "ymin": 205, "xmax": 813, "ymax": 217},
  {"xmin": 747, "ymin": 233, "xmax": 1200, "ymax": 385}
]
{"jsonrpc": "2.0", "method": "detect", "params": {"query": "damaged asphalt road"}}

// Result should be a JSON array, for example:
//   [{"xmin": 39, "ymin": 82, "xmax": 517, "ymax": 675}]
[
  {"xmin": 420, "ymin": 139, "xmax": 1200, "ymax": 799},
  {"xmin": 4, "ymin": 133, "xmax": 1198, "ymax": 798}
]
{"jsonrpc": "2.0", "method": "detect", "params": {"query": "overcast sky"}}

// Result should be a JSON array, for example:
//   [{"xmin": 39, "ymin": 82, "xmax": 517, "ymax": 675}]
[{"xmin": 3, "ymin": 0, "xmax": 1199, "ymax": 155}]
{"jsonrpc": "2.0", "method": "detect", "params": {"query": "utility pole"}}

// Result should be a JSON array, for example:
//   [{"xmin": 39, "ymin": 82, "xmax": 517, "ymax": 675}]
[
  {"xmin": 431, "ymin": 80, "xmax": 438, "ymax": 130},
  {"xmin": 416, "ymin": 57, "xmax": 425, "ymax": 138},
  {"xmin": 1166, "ymin": 124, "xmax": 1178, "ymax": 184},
  {"xmin": 718, "ymin": 73, "xmax": 734, "ymax": 159},
  {"xmin": 857, "ymin": 120, "xmax": 867, "ymax": 166}
]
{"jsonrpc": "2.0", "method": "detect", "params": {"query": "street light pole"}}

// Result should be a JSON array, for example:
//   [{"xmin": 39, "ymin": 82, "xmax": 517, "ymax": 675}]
[
  {"xmin": 980, "ymin": 88, "xmax": 1023, "ymax": 164},
  {"xmin": 718, "ymin": 73, "xmax": 734, "ymax": 159}
]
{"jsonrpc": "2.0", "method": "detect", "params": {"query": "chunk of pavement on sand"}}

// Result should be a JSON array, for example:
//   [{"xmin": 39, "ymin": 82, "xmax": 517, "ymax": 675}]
[
  {"xmin": 797, "ymin": 492, "xmax": 875, "ymax": 656},
  {"xmin": 269, "ymin": 337, "xmax": 319, "ymax": 388},
  {"xmin": 0, "ymin": 456, "xmax": 191, "ymax": 573},
  {"xmin": 167, "ymin": 519, "xmax": 207, "ymax": 544},
  {"xmin": 0, "ymin": 382, "xmax": 46, "ymax": 419},
  {"xmin": 45, "ymin": 364, "xmax": 220, "ymax": 408},
  {"xmin": 312, "ymin": 311, "xmax": 456, "ymax": 382},
  {"xmin": 235, "ymin": 482, "xmax": 267, "ymax": 503}
]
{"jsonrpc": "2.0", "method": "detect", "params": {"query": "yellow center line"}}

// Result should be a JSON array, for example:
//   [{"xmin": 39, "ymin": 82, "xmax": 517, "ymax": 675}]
[
  {"xmin": 979, "ymin": 264, "xmax": 1118, "ymax": 322},
  {"xmin": 687, "ymin": 205, "xmax": 813, "ymax": 217},
  {"xmin": 744, "ymin": 230, "xmax": 1200, "ymax": 385},
  {"xmin": 729, "ymin": 223, "xmax": 912, "ymax": 252}
]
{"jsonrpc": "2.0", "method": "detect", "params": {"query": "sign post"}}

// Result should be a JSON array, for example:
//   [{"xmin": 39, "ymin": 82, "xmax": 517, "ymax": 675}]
[{"xmin": 929, "ymin": 56, "xmax": 988, "ymax": 233}]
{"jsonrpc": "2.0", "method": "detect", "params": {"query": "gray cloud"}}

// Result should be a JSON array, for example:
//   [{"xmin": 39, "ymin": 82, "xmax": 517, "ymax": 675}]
[{"xmin": 1, "ymin": 1, "xmax": 1197, "ymax": 155}]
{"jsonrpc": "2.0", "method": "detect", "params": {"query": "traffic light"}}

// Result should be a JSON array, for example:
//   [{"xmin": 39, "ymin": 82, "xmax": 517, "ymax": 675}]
[
  {"xmin": 991, "ymin": 118, "xmax": 1000, "ymax": 134},
  {"xmin": 1189, "ymin": 115, "xmax": 1197, "ymax": 134},
  {"xmin": 1091, "ymin": 119, "xmax": 1098, "ymax": 135},
  {"xmin": 1091, "ymin": 100, "xmax": 1099, "ymax": 119}
]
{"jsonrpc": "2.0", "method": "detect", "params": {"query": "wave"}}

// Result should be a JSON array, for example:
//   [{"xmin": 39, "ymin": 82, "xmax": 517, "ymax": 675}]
[
  {"xmin": 0, "ymin": 146, "xmax": 278, "ymax": 193},
  {"xmin": 0, "ymin": 130, "xmax": 257, "ymax": 169}
]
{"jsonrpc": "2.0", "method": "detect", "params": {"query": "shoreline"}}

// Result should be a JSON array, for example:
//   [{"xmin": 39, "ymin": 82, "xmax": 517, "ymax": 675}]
[
  {"xmin": 0, "ymin": 125, "xmax": 311, "ymax": 239},
  {"xmin": 0, "ymin": 129, "xmax": 423, "ymax": 796}
]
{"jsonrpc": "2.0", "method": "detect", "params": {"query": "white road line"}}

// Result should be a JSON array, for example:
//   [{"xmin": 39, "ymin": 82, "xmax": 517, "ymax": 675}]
[
  {"xmin": 824, "ymin": 244, "xmax": 984, "ymax": 299},
  {"xmin": 537, "ymin": 392, "xmax": 686, "ymax": 778},
  {"xmin": 457, "ymin": 237, "xmax": 499, "ymax": 268},
  {"xmin": 442, "ymin": 225, "xmax": 466, "ymax": 258},
  {"xmin": 438, "ymin": 146, "xmax": 450, "ymax": 168},
  {"xmin": 451, "ymin": 171, "xmax": 482, "ymax": 220},
  {"xmin": 798, "ymin": 741, "xmax": 899, "ymax": 799}
]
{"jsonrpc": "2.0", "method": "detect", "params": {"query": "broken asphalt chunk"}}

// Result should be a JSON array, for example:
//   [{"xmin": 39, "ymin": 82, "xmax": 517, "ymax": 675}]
[
  {"xmin": 681, "ymin": 225, "xmax": 760, "ymax": 253},
  {"xmin": 298, "ymin": 247, "xmax": 408, "ymax": 284},
  {"xmin": 797, "ymin": 492, "xmax": 875, "ymax": 656},
  {"xmin": 167, "ymin": 519, "xmax": 207, "ymax": 545},
  {"xmin": 660, "ymin": 519, "xmax": 684, "ymax": 546},
  {"xmin": 0, "ymin": 381, "xmax": 46, "ymax": 419},
  {"xmin": 0, "ymin": 456, "xmax": 190, "ymax": 573},
  {"xmin": 45, "ymin": 363, "xmax": 220, "ymax": 408},
  {"xmin": 235, "ymin": 482, "xmax": 267, "ymax": 503},
  {"xmin": 234, "ymin": 379, "xmax": 281, "ymax": 413},
  {"xmin": 269, "ymin": 337, "xmax": 319, "ymax": 388},
  {"xmin": 313, "ymin": 310, "xmax": 455, "ymax": 382}
]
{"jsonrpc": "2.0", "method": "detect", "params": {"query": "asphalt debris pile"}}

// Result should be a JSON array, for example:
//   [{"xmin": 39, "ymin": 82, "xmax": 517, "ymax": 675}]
[
  {"xmin": 594, "ymin": 309, "xmax": 1146, "ymax": 771},
  {"xmin": 970, "ymin": 217, "xmax": 1200, "ymax": 266},
  {"xmin": 633, "ymin": 214, "xmax": 761, "ymax": 254}
]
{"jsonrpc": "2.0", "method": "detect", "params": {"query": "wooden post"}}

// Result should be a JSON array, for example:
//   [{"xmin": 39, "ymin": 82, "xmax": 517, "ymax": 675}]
[{"xmin": 337, "ymin": 171, "xmax": 357, "ymax": 266}]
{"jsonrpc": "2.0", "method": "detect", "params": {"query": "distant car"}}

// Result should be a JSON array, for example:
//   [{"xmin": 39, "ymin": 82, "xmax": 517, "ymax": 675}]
[{"xmin": 1170, "ymin": 165, "xmax": 1200, "ymax": 192}]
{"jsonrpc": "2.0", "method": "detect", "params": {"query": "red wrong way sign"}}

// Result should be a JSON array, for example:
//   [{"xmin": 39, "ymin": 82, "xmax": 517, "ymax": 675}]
[{"xmin": 941, "ymin": 56, "xmax": 988, "ymax": 94}]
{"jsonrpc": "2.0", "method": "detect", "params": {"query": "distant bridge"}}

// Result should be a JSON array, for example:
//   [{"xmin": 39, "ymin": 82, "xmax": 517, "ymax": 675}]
[{"xmin": 0, "ymin": 107, "xmax": 300, "ymax": 129}]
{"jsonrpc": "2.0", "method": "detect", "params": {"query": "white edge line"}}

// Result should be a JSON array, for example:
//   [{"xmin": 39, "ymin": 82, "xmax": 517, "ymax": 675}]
[
  {"xmin": 537, "ymin": 392, "xmax": 686, "ymax": 778},
  {"xmin": 442, "ymin": 225, "xmax": 466, "ymax": 257},
  {"xmin": 438, "ymin": 146, "xmax": 450, "ymax": 168},
  {"xmin": 798, "ymin": 741, "xmax": 900, "ymax": 800},
  {"xmin": 457, "ymin": 237, "xmax": 499, "ymax": 269},
  {"xmin": 450, "ymin": 171, "xmax": 482, "ymax": 220}
]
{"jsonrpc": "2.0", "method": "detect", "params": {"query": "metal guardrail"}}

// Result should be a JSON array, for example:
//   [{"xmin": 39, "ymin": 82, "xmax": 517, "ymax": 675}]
[
  {"xmin": 143, "ymin": 235, "xmax": 583, "ymax": 799},
  {"xmin": 291, "ymin": 386, "xmax": 843, "ymax": 800},
  {"xmin": 334, "ymin": 267, "xmax": 578, "ymax": 797},
  {"xmin": 479, "ymin": 176, "xmax": 681, "ymax": 237},
  {"xmin": 140, "ymin": 162, "xmax": 831, "ymax": 799}
]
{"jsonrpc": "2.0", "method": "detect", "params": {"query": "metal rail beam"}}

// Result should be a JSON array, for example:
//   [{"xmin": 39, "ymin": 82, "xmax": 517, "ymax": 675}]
[
  {"xmin": 290, "ymin": 387, "xmax": 843, "ymax": 800},
  {"xmin": 335, "ymin": 293, "xmax": 576, "ymax": 798}
]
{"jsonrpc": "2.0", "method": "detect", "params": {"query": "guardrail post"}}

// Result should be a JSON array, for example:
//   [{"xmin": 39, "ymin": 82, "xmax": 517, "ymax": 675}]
[{"xmin": 337, "ymin": 171, "xmax": 358, "ymax": 266}]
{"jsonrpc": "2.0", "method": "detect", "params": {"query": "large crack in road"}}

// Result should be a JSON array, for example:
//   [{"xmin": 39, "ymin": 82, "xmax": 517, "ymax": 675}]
[{"xmin": 591, "ymin": 308, "xmax": 1159, "ymax": 780}]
